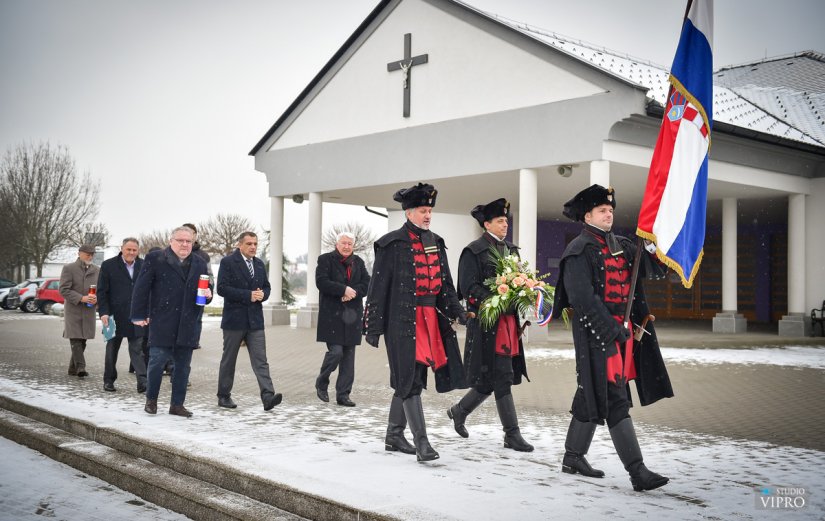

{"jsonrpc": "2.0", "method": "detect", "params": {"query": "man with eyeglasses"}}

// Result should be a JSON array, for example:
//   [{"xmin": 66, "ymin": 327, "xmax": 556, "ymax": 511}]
[{"xmin": 131, "ymin": 226, "xmax": 213, "ymax": 418}]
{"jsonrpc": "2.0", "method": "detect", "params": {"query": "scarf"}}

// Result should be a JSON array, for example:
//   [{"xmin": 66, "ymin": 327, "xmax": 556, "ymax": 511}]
[
  {"xmin": 584, "ymin": 223, "xmax": 623, "ymax": 256},
  {"xmin": 405, "ymin": 221, "xmax": 437, "ymax": 254}
]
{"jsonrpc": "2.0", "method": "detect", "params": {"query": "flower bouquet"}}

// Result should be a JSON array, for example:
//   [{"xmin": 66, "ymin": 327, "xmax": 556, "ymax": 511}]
[{"xmin": 478, "ymin": 247, "xmax": 555, "ymax": 332}]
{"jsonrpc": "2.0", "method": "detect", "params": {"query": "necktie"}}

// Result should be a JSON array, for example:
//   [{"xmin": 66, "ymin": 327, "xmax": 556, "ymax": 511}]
[{"xmin": 246, "ymin": 259, "xmax": 254, "ymax": 277}]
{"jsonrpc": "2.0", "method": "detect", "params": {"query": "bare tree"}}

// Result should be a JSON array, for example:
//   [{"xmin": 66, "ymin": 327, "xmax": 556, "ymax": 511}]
[
  {"xmin": 0, "ymin": 142, "xmax": 100, "ymax": 276},
  {"xmin": 66, "ymin": 222, "xmax": 110, "ymax": 249},
  {"xmin": 137, "ymin": 229, "xmax": 172, "ymax": 256},
  {"xmin": 321, "ymin": 221, "xmax": 378, "ymax": 271},
  {"xmin": 198, "ymin": 213, "xmax": 254, "ymax": 257}
]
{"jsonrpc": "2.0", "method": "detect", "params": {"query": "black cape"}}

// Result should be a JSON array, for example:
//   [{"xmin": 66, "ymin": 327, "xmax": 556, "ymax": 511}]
[
  {"xmin": 553, "ymin": 229, "xmax": 673, "ymax": 423},
  {"xmin": 364, "ymin": 225, "xmax": 467, "ymax": 396}
]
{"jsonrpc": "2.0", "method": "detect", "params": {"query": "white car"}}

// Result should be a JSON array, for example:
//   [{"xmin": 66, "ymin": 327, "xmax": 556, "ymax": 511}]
[
  {"xmin": 16, "ymin": 278, "xmax": 47, "ymax": 313},
  {"xmin": 0, "ymin": 278, "xmax": 19, "ymax": 310}
]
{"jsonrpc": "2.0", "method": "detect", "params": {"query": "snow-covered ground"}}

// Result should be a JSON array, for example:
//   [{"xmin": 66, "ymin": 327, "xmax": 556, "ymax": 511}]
[
  {"xmin": 529, "ymin": 345, "xmax": 825, "ymax": 369},
  {"xmin": 0, "ymin": 436, "xmax": 189, "ymax": 520},
  {"xmin": 1, "ymin": 371, "xmax": 822, "ymax": 521}
]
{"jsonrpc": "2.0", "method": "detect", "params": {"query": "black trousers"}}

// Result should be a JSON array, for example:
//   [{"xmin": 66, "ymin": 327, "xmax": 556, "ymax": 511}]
[
  {"xmin": 475, "ymin": 354, "xmax": 515, "ymax": 399},
  {"xmin": 217, "ymin": 329, "xmax": 275, "ymax": 401},
  {"xmin": 104, "ymin": 336, "xmax": 146, "ymax": 387},
  {"xmin": 572, "ymin": 382, "xmax": 630, "ymax": 428},
  {"xmin": 316, "ymin": 343, "xmax": 356, "ymax": 398}
]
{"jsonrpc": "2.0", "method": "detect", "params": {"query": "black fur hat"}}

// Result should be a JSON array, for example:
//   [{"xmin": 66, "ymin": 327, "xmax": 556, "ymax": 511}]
[
  {"xmin": 470, "ymin": 198, "xmax": 511, "ymax": 227},
  {"xmin": 562, "ymin": 184, "xmax": 616, "ymax": 222},
  {"xmin": 393, "ymin": 183, "xmax": 437, "ymax": 210}
]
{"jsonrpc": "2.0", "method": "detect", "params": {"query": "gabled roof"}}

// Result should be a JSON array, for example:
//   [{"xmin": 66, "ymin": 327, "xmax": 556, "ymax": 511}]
[{"xmin": 250, "ymin": 0, "xmax": 824, "ymax": 156}]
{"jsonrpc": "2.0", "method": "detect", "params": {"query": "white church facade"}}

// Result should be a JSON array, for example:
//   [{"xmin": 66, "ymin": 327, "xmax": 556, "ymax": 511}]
[{"xmin": 250, "ymin": 0, "xmax": 825, "ymax": 335}]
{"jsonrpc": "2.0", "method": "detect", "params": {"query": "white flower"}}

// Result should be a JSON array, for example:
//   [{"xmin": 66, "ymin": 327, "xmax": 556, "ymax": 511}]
[
  {"xmin": 519, "ymin": 290, "xmax": 525, "ymax": 297},
  {"xmin": 504, "ymin": 267, "xmax": 512, "ymax": 274}
]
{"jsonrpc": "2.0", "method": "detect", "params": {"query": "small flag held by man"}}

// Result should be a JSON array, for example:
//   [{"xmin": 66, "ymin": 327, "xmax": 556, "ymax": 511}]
[{"xmin": 636, "ymin": 0, "xmax": 713, "ymax": 288}]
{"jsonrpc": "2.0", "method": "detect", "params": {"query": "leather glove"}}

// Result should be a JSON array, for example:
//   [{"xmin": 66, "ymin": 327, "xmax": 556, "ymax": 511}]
[
  {"xmin": 457, "ymin": 311, "xmax": 468, "ymax": 326},
  {"xmin": 365, "ymin": 334, "xmax": 380, "ymax": 348},
  {"xmin": 615, "ymin": 326, "xmax": 632, "ymax": 343}
]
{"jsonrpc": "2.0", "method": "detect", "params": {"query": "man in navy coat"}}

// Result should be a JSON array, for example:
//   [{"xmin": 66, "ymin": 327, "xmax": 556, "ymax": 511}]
[
  {"xmin": 98, "ymin": 237, "xmax": 145, "ymax": 393},
  {"xmin": 216, "ymin": 231, "xmax": 282, "ymax": 411},
  {"xmin": 131, "ymin": 226, "xmax": 212, "ymax": 417}
]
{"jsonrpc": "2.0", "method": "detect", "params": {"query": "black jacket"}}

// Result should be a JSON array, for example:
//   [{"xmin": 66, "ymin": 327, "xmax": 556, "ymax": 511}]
[
  {"xmin": 316, "ymin": 250, "xmax": 370, "ymax": 346},
  {"xmin": 97, "ymin": 253, "xmax": 144, "ymax": 339},
  {"xmin": 217, "ymin": 249, "xmax": 270, "ymax": 331},
  {"xmin": 131, "ymin": 247, "xmax": 212, "ymax": 348},
  {"xmin": 364, "ymin": 225, "xmax": 466, "ymax": 396},
  {"xmin": 458, "ymin": 234, "xmax": 527, "ymax": 387},
  {"xmin": 553, "ymin": 229, "xmax": 673, "ymax": 423}
]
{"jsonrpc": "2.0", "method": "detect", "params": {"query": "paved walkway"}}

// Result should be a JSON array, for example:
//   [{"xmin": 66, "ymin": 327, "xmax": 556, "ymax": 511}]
[{"xmin": 1, "ymin": 310, "xmax": 823, "ymax": 520}]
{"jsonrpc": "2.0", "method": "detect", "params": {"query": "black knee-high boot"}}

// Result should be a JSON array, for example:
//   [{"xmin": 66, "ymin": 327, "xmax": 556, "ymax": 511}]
[
  {"xmin": 385, "ymin": 396, "xmax": 415, "ymax": 455},
  {"xmin": 561, "ymin": 417, "xmax": 604, "ymax": 478},
  {"xmin": 447, "ymin": 388, "xmax": 489, "ymax": 438},
  {"xmin": 495, "ymin": 394, "xmax": 534, "ymax": 452},
  {"xmin": 609, "ymin": 418, "xmax": 669, "ymax": 491},
  {"xmin": 402, "ymin": 395, "xmax": 439, "ymax": 462}
]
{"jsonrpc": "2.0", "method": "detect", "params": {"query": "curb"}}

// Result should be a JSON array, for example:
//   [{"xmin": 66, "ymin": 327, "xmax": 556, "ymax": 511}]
[{"xmin": 0, "ymin": 395, "xmax": 400, "ymax": 521}]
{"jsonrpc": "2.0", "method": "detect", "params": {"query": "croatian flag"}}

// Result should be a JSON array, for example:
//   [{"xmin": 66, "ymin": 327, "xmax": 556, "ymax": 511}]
[{"xmin": 636, "ymin": 0, "xmax": 713, "ymax": 288}]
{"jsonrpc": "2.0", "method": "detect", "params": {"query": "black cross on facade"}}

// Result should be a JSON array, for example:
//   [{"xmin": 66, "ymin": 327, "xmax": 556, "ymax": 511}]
[{"xmin": 386, "ymin": 33, "xmax": 428, "ymax": 118}]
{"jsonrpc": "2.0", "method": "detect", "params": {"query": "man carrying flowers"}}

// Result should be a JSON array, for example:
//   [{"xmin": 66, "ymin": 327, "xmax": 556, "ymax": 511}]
[
  {"xmin": 364, "ymin": 182, "xmax": 468, "ymax": 462},
  {"xmin": 553, "ymin": 184, "xmax": 672, "ymax": 491},
  {"xmin": 449, "ymin": 198, "xmax": 534, "ymax": 452}
]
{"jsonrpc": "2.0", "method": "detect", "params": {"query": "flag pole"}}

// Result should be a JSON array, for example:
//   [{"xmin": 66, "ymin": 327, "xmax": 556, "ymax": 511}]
[{"xmin": 623, "ymin": 238, "xmax": 644, "ymax": 333}]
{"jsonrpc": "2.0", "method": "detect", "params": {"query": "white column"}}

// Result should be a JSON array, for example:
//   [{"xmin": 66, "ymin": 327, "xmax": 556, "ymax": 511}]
[
  {"xmin": 264, "ymin": 196, "xmax": 289, "ymax": 325},
  {"xmin": 713, "ymin": 197, "xmax": 746, "ymax": 333},
  {"xmin": 297, "ymin": 192, "xmax": 322, "ymax": 328},
  {"xmin": 721, "ymin": 197, "xmax": 737, "ymax": 312},
  {"xmin": 518, "ymin": 168, "xmax": 537, "ymax": 343},
  {"xmin": 518, "ymin": 169, "xmax": 537, "ymax": 268},
  {"xmin": 787, "ymin": 194, "xmax": 806, "ymax": 314},
  {"xmin": 590, "ymin": 160, "xmax": 610, "ymax": 187},
  {"xmin": 269, "ymin": 196, "xmax": 284, "ymax": 304},
  {"xmin": 779, "ymin": 193, "xmax": 809, "ymax": 336}
]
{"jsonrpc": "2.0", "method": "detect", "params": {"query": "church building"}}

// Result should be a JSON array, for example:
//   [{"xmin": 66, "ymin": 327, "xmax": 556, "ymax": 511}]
[{"xmin": 250, "ymin": 0, "xmax": 825, "ymax": 335}]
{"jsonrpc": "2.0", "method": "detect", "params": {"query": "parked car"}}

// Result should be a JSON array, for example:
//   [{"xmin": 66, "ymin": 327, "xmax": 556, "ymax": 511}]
[
  {"xmin": 16, "ymin": 278, "xmax": 47, "ymax": 313},
  {"xmin": 0, "ymin": 279, "xmax": 20, "ymax": 309},
  {"xmin": 35, "ymin": 278, "xmax": 64, "ymax": 315}
]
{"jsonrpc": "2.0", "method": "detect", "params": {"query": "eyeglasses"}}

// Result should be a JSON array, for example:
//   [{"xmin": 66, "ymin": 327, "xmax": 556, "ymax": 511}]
[{"xmin": 172, "ymin": 238, "xmax": 193, "ymax": 244}]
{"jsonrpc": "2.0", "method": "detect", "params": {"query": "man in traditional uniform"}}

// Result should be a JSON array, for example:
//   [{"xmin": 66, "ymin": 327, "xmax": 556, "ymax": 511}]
[
  {"xmin": 364, "ymin": 182, "xmax": 468, "ymax": 462},
  {"xmin": 553, "ymin": 184, "xmax": 673, "ymax": 491},
  {"xmin": 449, "ymin": 198, "xmax": 533, "ymax": 452}
]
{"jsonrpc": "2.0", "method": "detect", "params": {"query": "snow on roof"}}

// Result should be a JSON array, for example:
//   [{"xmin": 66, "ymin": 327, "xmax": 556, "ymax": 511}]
[{"xmin": 488, "ymin": 14, "xmax": 825, "ymax": 148}]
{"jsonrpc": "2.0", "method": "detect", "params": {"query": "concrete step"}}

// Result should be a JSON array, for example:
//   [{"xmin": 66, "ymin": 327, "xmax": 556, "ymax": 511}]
[
  {"xmin": 0, "ymin": 407, "xmax": 304, "ymax": 521},
  {"xmin": 0, "ymin": 396, "xmax": 398, "ymax": 521}
]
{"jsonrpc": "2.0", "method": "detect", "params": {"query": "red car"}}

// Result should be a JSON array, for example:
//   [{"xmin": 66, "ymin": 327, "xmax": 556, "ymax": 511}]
[{"xmin": 35, "ymin": 278, "xmax": 64, "ymax": 314}]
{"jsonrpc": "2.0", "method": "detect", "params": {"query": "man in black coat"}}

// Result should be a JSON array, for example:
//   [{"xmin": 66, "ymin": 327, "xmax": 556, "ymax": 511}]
[
  {"xmin": 216, "ymin": 231, "xmax": 282, "ymax": 411},
  {"xmin": 553, "ymin": 185, "xmax": 672, "ymax": 492},
  {"xmin": 364, "ymin": 182, "xmax": 468, "ymax": 462},
  {"xmin": 131, "ymin": 226, "xmax": 212, "ymax": 418},
  {"xmin": 449, "ymin": 198, "xmax": 533, "ymax": 452},
  {"xmin": 314, "ymin": 231, "xmax": 370, "ymax": 407},
  {"xmin": 98, "ymin": 237, "xmax": 146, "ymax": 393}
]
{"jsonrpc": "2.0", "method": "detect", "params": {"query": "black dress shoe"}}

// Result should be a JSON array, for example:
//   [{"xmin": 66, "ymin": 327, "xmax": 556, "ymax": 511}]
[
  {"xmin": 336, "ymin": 397, "xmax": 356, "ymax": 407},
  {"xmin": 144, "ymin": 400, "xmax": 157, "ymax": 415},
  {"xmin": 316, "ymin": 387, "xmax": 329, "ymax": 403},
  {"xmin": 77, "ymin": 371, "xmax": 89, "ymax": 378},
  {"xmin": 137, "ymin": 384, "xmax": 147, "ymax": 394},
  {"xmin": 103, "ymin": 382, "xmax": 116, "ymax": 392},
  {"xmin": 169, "ymin": 405, "xmax": 193, "ymax": 417},
  {"xmin": 264, "ymin": 393, "xmax": 283, "ymax": 411},
  {"xmin": 218, "ymin": 396, "xmax": 237, "ymax": 409}
]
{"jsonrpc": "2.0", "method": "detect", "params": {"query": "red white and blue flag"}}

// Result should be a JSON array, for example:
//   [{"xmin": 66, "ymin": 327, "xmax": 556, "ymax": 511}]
[{"xmin": 636, "ymin": 0, "xmax": 713, "ymax": 288}]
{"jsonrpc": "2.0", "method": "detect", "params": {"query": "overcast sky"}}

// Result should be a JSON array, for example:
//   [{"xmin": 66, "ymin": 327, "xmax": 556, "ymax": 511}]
[{"xmin": 1, "ymin": 0, "xmax": 822, "ymax": 258}]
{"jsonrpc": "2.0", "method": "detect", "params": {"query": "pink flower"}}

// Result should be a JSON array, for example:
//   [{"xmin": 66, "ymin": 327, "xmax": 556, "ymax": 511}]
[
  {"xmin": 525, "ymin": 279, "xmax": 537, "ymax": 289},
  {"xmin": 497, "ymin": 275, "xmax": 507, "ymax": 285},
  {"xmin": 512, "ymin": 276, "xmax": 525, "ymax": 287},
  {"xmin": 497, "ymin": 284, "xmax": 509, "ymax": 295}
]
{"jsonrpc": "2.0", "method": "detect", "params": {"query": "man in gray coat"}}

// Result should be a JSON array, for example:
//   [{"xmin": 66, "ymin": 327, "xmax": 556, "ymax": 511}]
[{"xmin": 59, "ymin": 244, "xmax": 100, "ymax": 377}]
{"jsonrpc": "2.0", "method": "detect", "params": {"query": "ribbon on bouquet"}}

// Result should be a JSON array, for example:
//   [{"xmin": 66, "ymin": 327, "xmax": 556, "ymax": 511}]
[{"xmin": 533, "ymin": 286, "xmax": 553, "ymax": 326}]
